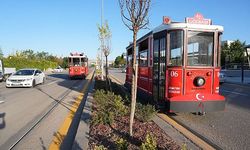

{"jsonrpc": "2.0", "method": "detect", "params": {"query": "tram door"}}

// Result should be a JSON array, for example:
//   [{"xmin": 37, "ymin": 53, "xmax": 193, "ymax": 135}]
[{"xmin": 153, "ymin": 38, "xmax": 166, "ymax": 104}]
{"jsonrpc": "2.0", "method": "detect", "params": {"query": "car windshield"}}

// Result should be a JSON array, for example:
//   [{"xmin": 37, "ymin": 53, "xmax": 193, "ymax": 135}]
[{"xmin": 14, "ymin": 70, "xmax": 35, "ymax": 76}]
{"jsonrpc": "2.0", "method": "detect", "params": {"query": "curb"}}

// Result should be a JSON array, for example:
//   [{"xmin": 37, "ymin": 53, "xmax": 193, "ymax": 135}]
[
  {"xmin": 72, "ymin": 77, "xmax": 95, "ymax": 149},
  {"xmin": 48, "ymin": 69, "xmax": 95, "ymax": 150}
]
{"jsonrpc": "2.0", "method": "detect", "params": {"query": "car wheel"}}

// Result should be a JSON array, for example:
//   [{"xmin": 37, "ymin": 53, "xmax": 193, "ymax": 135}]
[
  {"xmin": 32, "ymin": 80, "xmax": 36, "ymax": 88},
  {"xmin": 42, "ymin": 77, "xmax": 45, "ymax": 84}
]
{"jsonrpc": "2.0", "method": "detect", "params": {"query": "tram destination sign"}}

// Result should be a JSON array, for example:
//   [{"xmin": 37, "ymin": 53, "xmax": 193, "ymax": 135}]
[{"xmin": 185, "ymin": 13, "xmax": 212, "ymax": 25}]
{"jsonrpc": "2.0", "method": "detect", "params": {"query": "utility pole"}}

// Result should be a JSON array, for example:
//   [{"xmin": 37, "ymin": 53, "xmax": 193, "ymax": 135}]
[{"xmin": 100, "ymin": 0, "xmax": 104, "ymax": 80}]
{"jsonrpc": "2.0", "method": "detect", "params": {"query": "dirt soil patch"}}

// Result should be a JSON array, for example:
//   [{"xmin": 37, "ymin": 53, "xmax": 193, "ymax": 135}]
[{"xmin": 88, "ymin": 80, "xmax": 181, "ymax": 149}]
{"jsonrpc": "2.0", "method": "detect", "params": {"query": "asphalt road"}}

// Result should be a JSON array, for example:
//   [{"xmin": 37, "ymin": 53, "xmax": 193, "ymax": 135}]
[
  {"xmin": 0, "ymin": 71, "xmax": 88, "ymax": 149},
  {"xmin": 109, "ymin": 68, "xmax": 250, "ymax": 150}
]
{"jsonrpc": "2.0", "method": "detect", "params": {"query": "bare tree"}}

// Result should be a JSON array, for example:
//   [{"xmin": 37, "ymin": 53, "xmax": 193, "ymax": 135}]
[
  {"xmin": 119, "ymin": 0, "xmax": 151, "ymax": 136},
  {"xmin": 98, "ymin": 21, "xmax": 112, "ymax": 88}
]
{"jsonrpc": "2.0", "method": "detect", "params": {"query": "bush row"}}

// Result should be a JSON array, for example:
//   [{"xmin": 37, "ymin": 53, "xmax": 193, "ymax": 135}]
[
  {"xmin": 92, "ymin": 90, "xmax": 128, "ymax": 125},
  {"xmin": 95, "ymin": 133, "xmax": 157, "ymax": 150},
  {"xmin": 93, "ymin": 80, "xmax": 157, "ymax": 125},
  {"xmin": 3, "ymin": 57, "xmax": 58, "ymax": 70}
]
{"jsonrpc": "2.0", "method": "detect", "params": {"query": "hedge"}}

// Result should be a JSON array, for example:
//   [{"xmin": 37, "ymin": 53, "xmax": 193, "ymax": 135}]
[{"xmin": 2, "ymin": 57, "xmax": 58, "ymax": 71}]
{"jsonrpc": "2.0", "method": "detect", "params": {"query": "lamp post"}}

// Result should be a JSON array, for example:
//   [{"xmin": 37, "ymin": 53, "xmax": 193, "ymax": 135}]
[{"xmin": 100, "ymin": 0, "xmax": 104, "ymax": 80}]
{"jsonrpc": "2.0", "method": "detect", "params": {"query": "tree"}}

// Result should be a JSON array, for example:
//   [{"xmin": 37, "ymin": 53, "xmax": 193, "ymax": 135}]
[
  {"xmin": 221, "ymin": 43, "xmax": 230, "ymax": 67},
  {"xmin": 221, "ymin": 40, "xmax": 246, "ymax": 68},
  {"xmin": 61, "ymin": 57, "xmax": 68, "ymax": 69},
  {"xmin": 229, "ymin": 40, "xmax": 245, "ymax": 63},
  {"xmin": 119, "ymin": 0, "xmax": 151, "ymax": 136},
  {"xmin": 114, "ymin": 55, "xmax": 126, "ymax": 67},
  {"xmin": 98, "ymin": 21, "xmax": 112, "ymax": 79},
  {"xmin": 0, "ymin": 47, "xmax": 3, "ymax": 59},
  {"xmin": 36, "ymin": 51, "xmax": 49, "ymax": 60}
]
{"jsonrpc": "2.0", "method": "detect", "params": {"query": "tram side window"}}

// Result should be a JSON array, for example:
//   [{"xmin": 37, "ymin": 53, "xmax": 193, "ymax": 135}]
[
  {"xmin": 127, "ymin": 55, "xmax": 132, "ymax": 67},
  {"xmin": 139, "ymin": 51, "xmax": 148, "ymax": 67},
  {"xmin": 187, "ymin": 31, "xmax": 214, "ymax": 66},
  {"xmin": 169, "ymin": 30, "xmax": 183, "ymax": 66}
]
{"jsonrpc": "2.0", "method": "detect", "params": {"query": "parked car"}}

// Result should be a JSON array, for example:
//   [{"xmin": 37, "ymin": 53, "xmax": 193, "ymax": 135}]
[
  {"xmin": 6, "ymin": 68, "xmax": 45, "ymax": 88},
  {"xmin": 219, "ymin": 72, "xmax": 226, "ymax": 84},
  {"xmin": 122, "ymin": 68, "xmax": 126, "ymax": 73},
  {"xmin": 0, "ymin": 59, "xmax": 16, "ymax": 81},
  {"xmin": 0, "ymin": 71, "xmax": 3, "ymax": 81},
  {"xmin": 53, "ymin": 66, "xmax": 63, "ymax": 73}
]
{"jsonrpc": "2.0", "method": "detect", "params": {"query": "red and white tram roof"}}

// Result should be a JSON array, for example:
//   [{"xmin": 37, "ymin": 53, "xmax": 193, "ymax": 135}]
[
  {"xmin": 126, "ymin": 13, "xmax": 223, "ymax": 49},
  {"xmin": 69, "ymin": 52, "xmax": 87, "ymax": 58},
  {"xmin": 154, "ymin": 13, "xmax": 223, "ymax": 34},
  {"xmin": 153, "ymin": 23, "xmax": 223, "ymax": 34}
]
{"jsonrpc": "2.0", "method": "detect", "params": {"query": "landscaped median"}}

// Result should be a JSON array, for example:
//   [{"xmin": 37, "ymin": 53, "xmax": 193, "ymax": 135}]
[{"xmin": 88, "ymin": 79, "xmax": 181, "ymax": 150}]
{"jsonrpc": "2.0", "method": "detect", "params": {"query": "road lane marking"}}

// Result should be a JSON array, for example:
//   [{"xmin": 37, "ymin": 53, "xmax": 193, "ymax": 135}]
[
  {"xmin": 48, "ymin": 70, "xmax": 94, "ymax": 150},
  {"xmin": 220, "ymin": 89, "xmax": 248, "ymax": 96}
]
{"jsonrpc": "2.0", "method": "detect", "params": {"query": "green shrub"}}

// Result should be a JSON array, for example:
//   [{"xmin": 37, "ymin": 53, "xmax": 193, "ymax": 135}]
[
  {"xmin": 135, "ymin": 103, "xmax": 157, "ymax": 122},
  {"xmin": 92, "ymin": 90, "xmax": 128, "ymax": 125},
  {"xmin": 181, "ymin": 143, "xmax": 188, "ymax": 150},
  {"xmin": 111, "ymin": 82, "xmax": 130, "ymax": 102},
  {"xmin": 3, "ymin": 57, "xmax": 57, "ymax": 70},
  {"xmin": 91, "ymin": 111, "xmax": 114, "ymax": 125},
  {"xmin": 116, "ymin": 137, "xmax": 128, "ymax": 150},
  {"xmin": 140, "ymin": 133, "xmax": 157, "ymax": 150},
  {"xmin": 94, "ymin": 145, "xmax": 107, "ymax": 150}
]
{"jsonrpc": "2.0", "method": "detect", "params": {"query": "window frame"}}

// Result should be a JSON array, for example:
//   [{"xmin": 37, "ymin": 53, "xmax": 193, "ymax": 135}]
[
  {"xmin": 186, "ymin": 30, "xmax": 215, "ymax": 67},
  {"xmin": 139, "ymin": 50, "xmax": 148, "ymax": 67},
  {"xmin": 167, "ymin": 30, "xmax": 184, "ymax": 66}
]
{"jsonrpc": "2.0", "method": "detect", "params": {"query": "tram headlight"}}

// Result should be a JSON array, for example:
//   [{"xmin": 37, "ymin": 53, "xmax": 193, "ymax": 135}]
[{"xmin": 194, "ymin": 77, "xmax": 205, "ymax": 87}]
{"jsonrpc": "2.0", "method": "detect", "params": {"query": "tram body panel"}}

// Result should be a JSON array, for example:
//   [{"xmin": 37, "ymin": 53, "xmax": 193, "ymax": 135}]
[{"xmin": 125, "ymin": 13, "xmax": 225, "ymax": 113}]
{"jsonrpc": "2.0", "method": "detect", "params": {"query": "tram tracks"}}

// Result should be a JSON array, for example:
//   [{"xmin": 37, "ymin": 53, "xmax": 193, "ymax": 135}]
[
  {"xmin": 109, "ymin": 73, "xmax": 222, "ymax": 150},
  {"xmin": 7, "ymin": 79, "xmax": 81, "ymax": 150}
]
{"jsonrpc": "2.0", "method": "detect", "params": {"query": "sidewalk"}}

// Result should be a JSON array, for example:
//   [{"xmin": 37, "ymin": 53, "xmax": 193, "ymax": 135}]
[{"xmin": 72, "ymin": 79, "xmax": 94, "ymax": 149}]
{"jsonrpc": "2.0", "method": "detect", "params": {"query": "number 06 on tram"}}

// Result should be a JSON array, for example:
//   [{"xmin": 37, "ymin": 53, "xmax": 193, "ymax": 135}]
[{"xmin": 125, "ymin": 13, "xmax": 225, "ymax": 113}]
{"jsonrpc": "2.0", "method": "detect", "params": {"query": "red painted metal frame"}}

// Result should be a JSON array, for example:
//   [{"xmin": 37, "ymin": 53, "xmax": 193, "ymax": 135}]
[{"xmin": 125, "ymin": 21, "xmax": 225, "ymax": 112}]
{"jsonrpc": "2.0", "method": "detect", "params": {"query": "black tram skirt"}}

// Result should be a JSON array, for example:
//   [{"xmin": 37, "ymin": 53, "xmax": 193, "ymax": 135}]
[{"xmin": 167, "ymin": 100, "xmax": 225, "ymax": 113}]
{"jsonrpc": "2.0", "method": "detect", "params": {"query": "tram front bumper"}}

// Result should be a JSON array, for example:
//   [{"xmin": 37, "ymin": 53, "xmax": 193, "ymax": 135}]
[{"xmin": 167, "ymin": 94, "xmax": 226, "ymax": 113}]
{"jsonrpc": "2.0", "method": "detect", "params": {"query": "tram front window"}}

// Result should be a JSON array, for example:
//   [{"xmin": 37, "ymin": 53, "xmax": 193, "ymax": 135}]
[
  {"xmin": 81, "ymin": 58, "xmax": 88, "ymax": 66},
  {"xmin": 187, "ymin": 31, "xmax": 214, "ymax": 66},
  {"xmin": 169, "ymin": 30, "xmax": 183, "ymax": 66},
  {"xmin": 73, "ymin": 58, "xmax": 80, "ymax": 66}
]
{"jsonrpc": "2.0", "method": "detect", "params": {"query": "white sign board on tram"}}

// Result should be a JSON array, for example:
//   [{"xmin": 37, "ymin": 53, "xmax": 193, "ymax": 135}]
[{"xmin": 185, "ymin": 13, "xmax": 212, "ymax": 25}]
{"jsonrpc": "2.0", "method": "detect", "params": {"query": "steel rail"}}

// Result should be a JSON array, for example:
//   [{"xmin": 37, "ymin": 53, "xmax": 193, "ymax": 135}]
[{"xmin": 8, "ymin": 79, "xmax": 80, "ymax": 150}]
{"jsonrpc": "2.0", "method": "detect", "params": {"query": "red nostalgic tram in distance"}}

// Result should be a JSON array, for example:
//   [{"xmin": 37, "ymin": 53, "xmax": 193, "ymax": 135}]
[
  {"xmin": 68, "ymin": 52, "xmax": 88, "ymax": 79},
  {"xmin": 125, "ymin": 13, "xmax": 225, "ymax": 113}
]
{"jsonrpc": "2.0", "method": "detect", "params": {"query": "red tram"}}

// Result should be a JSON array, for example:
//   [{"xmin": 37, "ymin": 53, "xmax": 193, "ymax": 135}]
[
  {"xmin": 125, "ymin": 13, "xmax": 225, "ymax": 113},
  {"xmin": 68, "ymin": 52, "xmax": 88, "ymax": 79}
]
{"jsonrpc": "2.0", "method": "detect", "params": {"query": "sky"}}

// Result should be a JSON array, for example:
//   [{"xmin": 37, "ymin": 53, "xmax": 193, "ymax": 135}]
[{"xmin": 0, "ymin": 0, "xmax": 249, "ymax": 60}]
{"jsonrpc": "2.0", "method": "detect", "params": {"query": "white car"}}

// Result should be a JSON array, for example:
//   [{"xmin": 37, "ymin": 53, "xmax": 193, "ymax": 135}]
[
  {"xmin": 0, "ymin": 71, "xmax": 3, "ymax": 81},
  {"xmin": 53, "ymin": 67, "xmax": 63, "ymax": 73},
  {"xmin": 122, "ymin": 68, "xmax": 126, "ymax": 73},
  {"xmin": 219, "ymin": 72, "xmax": 226, "ymax": 84},
  {"xmin": 6, "ymin": 69, "xmax": 45, "ymax": 88}
]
